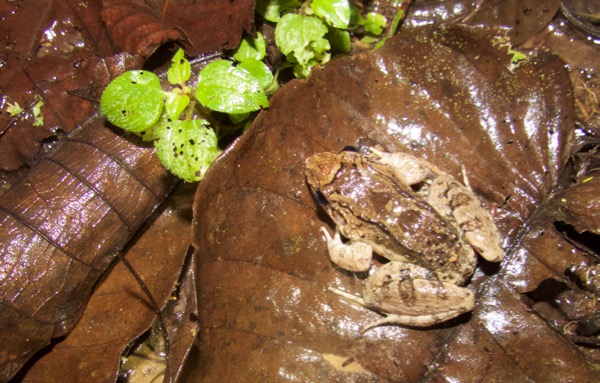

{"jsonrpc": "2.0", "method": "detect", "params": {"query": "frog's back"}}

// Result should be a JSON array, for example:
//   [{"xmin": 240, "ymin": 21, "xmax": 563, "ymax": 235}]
[{"xmin": 331, "ymin": 154, "xmax": 476, "ymax": 284}]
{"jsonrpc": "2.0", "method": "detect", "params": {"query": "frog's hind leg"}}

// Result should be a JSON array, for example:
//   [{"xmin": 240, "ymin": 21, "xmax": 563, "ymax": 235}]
[
  {"xmin": 330, "ymin": 262, "xmax": 475, "ymax": 332},
  {"xmin": 367, "ymin": 148, "xmax": 433, "ymax": 185},
  {"xmin": 428, "ymin": 174, "xmax": 504, "ymax": 263},
  {"xmin": 328, "ymin": 284, "xmax": 473, "ymax": 333}
]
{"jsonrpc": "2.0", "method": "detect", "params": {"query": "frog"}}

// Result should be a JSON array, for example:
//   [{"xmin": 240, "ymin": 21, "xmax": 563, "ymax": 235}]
[{"xmin": 305, "ymin": 147, "xmax": 503, "ymax": 331}]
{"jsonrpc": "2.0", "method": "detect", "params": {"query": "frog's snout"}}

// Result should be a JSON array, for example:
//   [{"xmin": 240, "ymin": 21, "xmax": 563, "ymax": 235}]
[{"xmin": 305, "ymin": 153, "xmax": 338, "ymax": 188}]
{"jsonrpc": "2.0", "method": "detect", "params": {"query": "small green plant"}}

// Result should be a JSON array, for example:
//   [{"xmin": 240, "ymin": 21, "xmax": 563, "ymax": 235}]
[
  {"xmin": 100, "ymin": 48, "xmax": 271, "ymax": 182},
  {"xmin": 100, "ymin": 1, "xmax": 400, "ymax": 182},
  {"xmin": 258, "ymin": 0, "xmax": 392, "ymax": 78},
  {"xmin": 492, "ymin": 35, "xmax": 528, "ymax": 72},
  {"xmin": 4, "ymin": 97, "xmax": 45, "ymax": 126}
]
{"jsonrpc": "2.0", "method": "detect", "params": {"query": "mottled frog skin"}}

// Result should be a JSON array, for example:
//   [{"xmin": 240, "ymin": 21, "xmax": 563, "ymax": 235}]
[{"xmin": 305, "ymin": 148, "xmax": 503, "ymax": 331}]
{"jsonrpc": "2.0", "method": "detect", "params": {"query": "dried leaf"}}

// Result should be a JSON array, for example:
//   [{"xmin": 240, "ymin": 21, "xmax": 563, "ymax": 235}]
[
  {"xmin": 101, "ymin": 0, "xmax": 185, "ymax": 57},
  {"xmin": 191, "ymin": 26, "xmax": 597, "ymax": 381}
]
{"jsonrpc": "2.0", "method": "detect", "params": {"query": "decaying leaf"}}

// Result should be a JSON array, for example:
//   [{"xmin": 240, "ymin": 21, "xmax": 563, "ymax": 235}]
[
  {"xmin": 0, "ymin": 119, "xmax": 176, "ymax": 382},
  {"xmin": 191, "ymin": 25, "xmax": 598, "ymax": 381},
  {"xmin": 12, "ymin": 183, "xmax": 195, "ymax": 383},
  {"xmin": 0, "ymin": 1, "xmax": 254, "ymax": 381}
]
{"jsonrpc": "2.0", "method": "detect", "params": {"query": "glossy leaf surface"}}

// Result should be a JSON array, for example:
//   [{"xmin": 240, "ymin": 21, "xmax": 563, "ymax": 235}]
[{"xmin": 191, "ymin": 26, "xmax": 597, "ymax": 382}]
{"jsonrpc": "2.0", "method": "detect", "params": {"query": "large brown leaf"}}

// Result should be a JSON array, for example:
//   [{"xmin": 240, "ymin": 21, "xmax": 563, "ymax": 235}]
[
  {"xmin": 0, "ymin": 120, "xmax": 175, "ymax": 382},
  {"xmin": 101, "ymin": 0, "xmax": 255, "ymax": 57},
  {"xmin": 15, "ymin": 183, "xmax": 195, "ymax": 383},
  {"xmin": 191, "ymin": 25, "xmax": 598, "ymax": 381},
  {"xmin": 0, "ymin": 1, "xmax": 254, "ymax": 381}
]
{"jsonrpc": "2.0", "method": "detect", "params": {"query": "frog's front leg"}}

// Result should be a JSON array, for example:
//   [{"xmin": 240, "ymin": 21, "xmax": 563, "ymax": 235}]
[
  {"xmin": 321, "ymin": 227, "xmax": 372, "ymax": 272},
  {"xmin": 330, "ymin": 262, "xmax": 475, "ymax": 332}
]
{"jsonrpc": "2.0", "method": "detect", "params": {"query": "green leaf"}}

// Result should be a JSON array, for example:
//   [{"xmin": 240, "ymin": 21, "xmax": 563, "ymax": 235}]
[
  {"xmin": 238, "ymin": 59, "xmax": 274, "ymax": 90},
  {"xmin": 167, "ymin": 48, "xmax": 191, "ymax": 85},
  {"xmin": 164, "ymin": 92, "xmax": 190, "ymax": 120},
  {"xmin": 5, "ymin": 101, "xmax": 23, "ymax": 117},
  {"xmin": 255, "ymin": 0, "xmax": 300, "ymax": 22},
  {"xmin": 387, "ymin": 9, "xmax": 406, "ymax": 38},
  {"xmin": 154, "ymin": 119, "xmax": 221, "ymax": 182},
  {"xmin": 100, "ymin": 70, "xmax": 164, "ymax": 132},
  {"xmin": 326, "ymin": 26, "xmax": 350, "ymax": 53},
  {"xmin": 32, "ymin": 99, "xmax": 44, "ymax": 126},
  {"xmin": 364, "ymin": 12, "xmax": 386, "ymax": 35},
  {"xmin": 293, "ymin": 56, "xmax": 329, "ymax": 78},
  {"xmin": 195, "ymin": 60, "xmax": 269, "ymax": 114},
  {"xmin": 233, "ymin": 33, "xmax": 267, "ymax": 62},
  {"xmin": 310, "ymin": 0, "xmax": 350, "ymax": 29},
  {"xmin": 229, "ymin": 112, "xmax": 250, "ymax": 125},
  {"xmin": 275, "ymin": 13, "xmax": 330, "ymax": 68},
  {"xmin": 349, "ymin": 5, "xmax": 364, "ymax": 27}
]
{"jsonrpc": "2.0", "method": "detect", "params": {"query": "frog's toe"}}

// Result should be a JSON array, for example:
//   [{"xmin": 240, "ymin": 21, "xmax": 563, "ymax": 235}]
[{"xmin": 361, "ymin": 308, "xmax": 472, "ymax": 332}]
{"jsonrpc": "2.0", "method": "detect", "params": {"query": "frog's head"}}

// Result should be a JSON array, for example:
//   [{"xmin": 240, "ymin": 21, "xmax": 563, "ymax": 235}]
[{"xmin": 305, "ymin": 152, "xmax": 341, "ymax": 191}]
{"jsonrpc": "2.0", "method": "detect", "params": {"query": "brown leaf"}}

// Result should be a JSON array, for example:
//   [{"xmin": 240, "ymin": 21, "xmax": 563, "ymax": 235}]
[
  {"xmin": 162, "ymin": 0, "xmax": 256, "ymax": 56},
  {"xmin": 101, "ymin": 0, "xmax": 256, "ymax": 58},
  {"xmin": 191, "ymin": 25, "xmax": 597, "ymax": 381},
  {"xmin": 404, "ymin": 0, "xmax": 562, "ymax": 45},
  {"xmin": 101, "ymin": 0, "xmax": 185, "ymax": 57},
  {"xmin": 14, "ymin": 183, "xmax": 193, "ymax": 382},
  {"xmin": 550, "ymin": 169, "xmax": 600, "ymax": 234},
  {"xmin": 0, "ymin": 0, "xmax": 114, "ymax": 172},
  {"xmin": 0, "ymin": 120, "xmax": 176, "ymax": 382},
  {"xmin": 0, "ymin": 2, "xmax": 254, "ymax": 379}
]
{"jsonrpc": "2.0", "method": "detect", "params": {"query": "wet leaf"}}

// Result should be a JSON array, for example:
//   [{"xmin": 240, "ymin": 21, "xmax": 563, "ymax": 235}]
[
  {"xmin": 401, "ymin": 0, "xmax": 562, "ymax": 45},
  {"xmin": 191, "ymin": 25, "xmax": 597, "ymax": 381},
  {"xmin": 100, "ymin": 70, "xmax": 165, "ymax": 132},
  {"xmin": 195, "ymin": 60, "xmax": 269, "ymax": 114},
  {"xmin": 101, "ymin": 0, "xmax": 255, "ymax": 57},
  {"xmin": 15, "ymin": 184, "xmax": 195, "ymax": 383},
  {"xmin": 0, "ymin": 119, "xmax": 176, "ymax": 382},
  {"xmin": 0, "ymin": 0, "xmax": 254, "ymax": 174},
  {"xmin": 0, "ymin": 1, "xmax": 254, "ymax": 380}
]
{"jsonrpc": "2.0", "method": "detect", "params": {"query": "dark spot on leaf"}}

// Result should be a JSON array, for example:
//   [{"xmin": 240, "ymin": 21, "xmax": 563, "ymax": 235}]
[
  {"xmin": 121, "ymin": 110, "xmax": 127, "ymax": 116},
  {"xmin": 189, "ymin": 139, "xmax": 195, "ymax": 145}
]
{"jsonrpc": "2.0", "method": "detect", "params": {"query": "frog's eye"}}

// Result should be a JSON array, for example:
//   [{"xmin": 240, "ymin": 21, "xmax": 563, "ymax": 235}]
[
  {"xmin": 315, "ymin": 189, "xmax": 329, "ymax": 206},
  {"xmin": 340, "ymin": 145, "xmax": 359, "ymax": 153}
]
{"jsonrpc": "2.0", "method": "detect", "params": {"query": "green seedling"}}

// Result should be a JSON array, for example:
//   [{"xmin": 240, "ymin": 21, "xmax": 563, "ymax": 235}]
[
  {"xmin": 100, "ymin": 48, "xmax": 270, "ymax": 182},
  {"xmin": 100, "ymin": 1, "xmax": 400, "ymax": 181}
]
